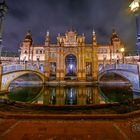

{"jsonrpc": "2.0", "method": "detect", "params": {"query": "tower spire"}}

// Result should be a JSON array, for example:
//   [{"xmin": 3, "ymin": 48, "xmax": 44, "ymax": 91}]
[
  {"xmin": 111, "ymin": 29, "xmax": 120, "ymax": 45},
  {"xmin": 45, "ymin": 30, "xmax": 50, "ymax": 46},
  {"xmin": 92, "ymin": 29, "xmax": 97, "ymax": 46},
  {"xmin": 24, "ymin": 30, "xmax": 33, "ymax": 45}
]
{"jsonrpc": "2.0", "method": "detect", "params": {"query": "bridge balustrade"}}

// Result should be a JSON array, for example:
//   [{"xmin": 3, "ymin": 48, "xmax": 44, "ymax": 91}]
[
  {"xmin": 99, "ymin": 64, "xmax": 138, "ymax": 74},
  {"xmin": 2, "ymin": 64, "xmax": 40, "ymax": 74}
]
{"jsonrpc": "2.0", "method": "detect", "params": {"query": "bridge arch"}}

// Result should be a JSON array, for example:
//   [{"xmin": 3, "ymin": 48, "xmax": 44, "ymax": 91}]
[
  {"xmin": 1, "ymin": 70, "xmax": 45, "ymax": 91},
  {"xmin": 99, "ymin": 71, "xmax": 131, "ymax": 83},
  {"xmin": 99, "ymin": 69, "xmax": 140, "ymax": 92}
]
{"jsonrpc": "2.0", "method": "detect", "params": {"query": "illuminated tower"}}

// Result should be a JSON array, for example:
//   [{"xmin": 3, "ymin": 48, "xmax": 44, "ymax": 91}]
[
  {"xmin": 20, "ymin": 31, "xmax": 33, "ymax": 62},
  {"xmin": 110, "ymin": 29, "xmax": 124, "ymax": 63},
  {"xmin": 111, "ymin": 29, "xmax": 120, "ymax": 53}
]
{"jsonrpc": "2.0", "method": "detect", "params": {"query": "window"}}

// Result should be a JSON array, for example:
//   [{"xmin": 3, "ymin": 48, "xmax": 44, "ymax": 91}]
[
  {"xmin": 37, "ymin": 58, "xmax": 40, "ymax": 61},
  {"xmin": 36, "ymin": 56, "xmax": 40, "ymax": 62}
]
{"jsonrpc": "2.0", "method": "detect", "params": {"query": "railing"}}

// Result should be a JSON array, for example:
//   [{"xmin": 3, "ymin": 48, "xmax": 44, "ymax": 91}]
[
  {"xmin": 2, "ymin": 64, "xmax": 41, "ymax": 74},
  {"xmin": 2, "ymin": 63, "xmax": 139, "ymax": 75},
  {"xmin": 99, "ymin": 64, "xmax": 138, "ymax": 74}
]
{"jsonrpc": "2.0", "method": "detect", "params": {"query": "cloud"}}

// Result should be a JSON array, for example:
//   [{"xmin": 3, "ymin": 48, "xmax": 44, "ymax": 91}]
[{"xmin": 1, "ymin": 0, "xmax": 137, "ymax": 54}]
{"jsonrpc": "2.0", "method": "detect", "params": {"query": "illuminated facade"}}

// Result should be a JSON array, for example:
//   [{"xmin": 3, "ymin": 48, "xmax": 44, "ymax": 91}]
[{"xmin": 20, "ymin": 29, "xmax": 124, "ymax": 81}]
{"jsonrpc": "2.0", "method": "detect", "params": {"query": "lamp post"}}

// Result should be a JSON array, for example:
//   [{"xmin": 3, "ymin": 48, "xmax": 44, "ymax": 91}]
[
  {"xmin": 129, "ymin": 0, "xmax": 140, "ymax": 61},
  {"xmin": 0, "ymin": 0, "xmax": 8, "ymax": 64},
  {"xmin": 120, "ymin": 47, "xmax": 125, "ymax": 63}
]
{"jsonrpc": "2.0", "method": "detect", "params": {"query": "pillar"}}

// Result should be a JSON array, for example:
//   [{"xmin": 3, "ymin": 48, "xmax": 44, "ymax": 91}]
[
  {"xmin": 92, "ymin": 30, "xmax": 98, "ymax": 81},
  {"xmin": 81, "ymin": 46, "xmax": 86, "ymax": 80},
  {"xmin": 77, "ymin": 47, "xmax": 82, "ymax": 80},
  {"xmin": 60, "ymin": 48, "xmax": 64, "ymax": 80},
  {"xmin": 92, "ymin": 46, "xmax": 98, "ymax": 81},
  {"xmin": 0, "ymin": 65, "xmax": 2, "ymax": 91},
  {"xmin": 56, "ymin": 47, "xmax": 60, "ymax": 80},
  {"xmin": 44, "ymin": 47, "xmax": 50, "ymax": 80}
]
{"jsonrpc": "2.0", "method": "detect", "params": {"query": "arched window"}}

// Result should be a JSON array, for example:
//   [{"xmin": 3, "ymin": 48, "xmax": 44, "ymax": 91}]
[
  {"xmin": 39, "ymin": 64, "xmax": 44, "ymax": 72},
  {"xmin": 40, "ymin": 50, "xmax": 42, "ymax": 54},
  {"xmin": 36, "ymin": 50, "xmax": 38, "ymax": 54}
]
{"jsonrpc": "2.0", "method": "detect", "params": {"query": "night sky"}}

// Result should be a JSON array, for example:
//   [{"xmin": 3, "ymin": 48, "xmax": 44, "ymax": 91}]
[{"xmin": 1, "ymin": 0, "xmax": 137, "ymax": 54}]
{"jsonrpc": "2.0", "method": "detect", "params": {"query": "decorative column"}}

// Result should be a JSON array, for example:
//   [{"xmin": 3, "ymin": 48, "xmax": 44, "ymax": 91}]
[
  {"xmin": 81, "ymin": 46, "xmax": 86, "ymax": 80},
  {"xmin": 92, "ymin": 30, "xmax": 98, "ymax": 81},
  {"xmin": 44, "ymin": 47, "xmax": 50, "ymax": 80},
  {"xmin": 60, "ymin": 47, "xmax": 64, "ymax": 80},
  {"xmin": 77, "ymin": 47, "xmax": 82, "ymax": 80},
  {"xmin": 56, "ymin": 47, "xmax": 60, "ymax": 80},
  {"xmin": 44, "ymin": 31, "xmax": 51, "ymax": 80},
  {"xmin": 0, "ymin": 64, "xmax": 2, "ymax": 90}
]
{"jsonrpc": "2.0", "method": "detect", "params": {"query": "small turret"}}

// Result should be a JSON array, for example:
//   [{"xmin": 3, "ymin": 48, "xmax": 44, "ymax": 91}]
[
  {"xmin": 111, "ymin": 29, "xmax": 120, "ymax": 45},
  {"xmin": 45, "ymin": 30, "xmax": 50, "ymax": 46},
  {"xmin": 20, "ymin": 30, "xmax": 33, "ymax": 62},
  {"xmin": 110, "ymin": 29, "xmax": 122, "ymax": 58},
  {"xmin": 24, "ymin": 30, "xmax": 33, "ymax": 45},
  {"xmin": 92, "ymin": 29, "xmax": 97, "ymax": 46}
]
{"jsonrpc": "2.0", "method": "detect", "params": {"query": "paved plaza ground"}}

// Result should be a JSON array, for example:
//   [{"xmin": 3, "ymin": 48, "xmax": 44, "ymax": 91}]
[
  {"xmin": 0, "ymin": 116, "xmax": 140, "ymax": 140},
  {"xmin": 0, "ymin": 101, "xmax": 140, "ymax": 140}
]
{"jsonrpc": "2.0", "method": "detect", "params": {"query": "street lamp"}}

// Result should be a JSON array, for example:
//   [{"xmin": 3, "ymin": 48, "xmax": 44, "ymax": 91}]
[
  {"xmin": 129, "ymin": 0, "xmax": 140, "ymax": 61},
  {"xmin": 120, "ymin": 47, "xmax": 125, "ymax": 63},
  {"xmin": 0, "ymin": 0, "xmax": 8, "ymax": 64},
  {"xmin": 130, "ymin": 0, "xmax": 139, "ymax": 12}
]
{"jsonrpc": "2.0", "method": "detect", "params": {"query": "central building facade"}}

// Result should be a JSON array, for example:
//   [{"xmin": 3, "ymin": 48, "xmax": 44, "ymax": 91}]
[{"xmin": 20, "ymin": 29, "xmax": 124, "ymax": 81}]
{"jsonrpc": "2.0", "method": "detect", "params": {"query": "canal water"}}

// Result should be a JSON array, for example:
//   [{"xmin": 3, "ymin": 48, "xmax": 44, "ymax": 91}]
[{"xmin": 6, "ymin": 85, "xmax": 137, "ymax": 106}]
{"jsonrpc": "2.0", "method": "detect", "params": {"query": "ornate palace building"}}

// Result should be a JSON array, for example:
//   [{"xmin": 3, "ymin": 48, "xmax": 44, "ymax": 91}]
[{"xmin": 20, "ymin": 29, "xmax": 124, "ymax": 81}]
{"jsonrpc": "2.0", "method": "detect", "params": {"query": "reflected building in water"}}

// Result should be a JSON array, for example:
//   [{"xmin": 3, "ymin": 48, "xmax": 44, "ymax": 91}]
[
  {"xmin": 8, "ymin": 85, "xmax": 134, "ymax": 105},
  {"xmin": 35, "ymin": 86, "xmax": 105, "ymax": 105}
]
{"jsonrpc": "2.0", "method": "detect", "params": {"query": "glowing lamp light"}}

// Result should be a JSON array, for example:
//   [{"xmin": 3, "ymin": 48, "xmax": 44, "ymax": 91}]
[
  {"xmin": 120, "ymin": 48, "xmax": 125, "ymax": 53},
  {"xmin": 129, "ymin": 1, "xmax": 140, "ymax": 12},
  {"xmin": 69, "ymin": 64, "xmax": 73, "ymax": 70}
]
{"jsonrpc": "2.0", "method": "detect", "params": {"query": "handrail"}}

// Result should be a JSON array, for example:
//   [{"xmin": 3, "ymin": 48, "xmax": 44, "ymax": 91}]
[
  {"xmin": 2, "ymin": 64, "xmax": 41, "ymax": 74},
  {"xmin": 99, "ymin": 64, "xmax": 138, "ymax": 74}
]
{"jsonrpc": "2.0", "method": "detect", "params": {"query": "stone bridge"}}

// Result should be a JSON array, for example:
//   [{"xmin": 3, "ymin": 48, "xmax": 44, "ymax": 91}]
[
  {"xmin": 99, "ymin": 64, "xmax": 140, "ymax": 93},
  {"xmin": 0, "ymin": 63, "xmax": 140, "ymax": 93},
  {"xmin": 0, "ymin": 64, "xmax": 45, "ymax": 91}
]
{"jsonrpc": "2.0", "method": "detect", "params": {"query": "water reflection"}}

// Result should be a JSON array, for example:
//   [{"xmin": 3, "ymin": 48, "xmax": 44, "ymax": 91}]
[
  {"xmin": 99, "ymin": 86, "xmax": 133, "ymax": 103},
  {"xmin": 7, "ymin": 85, "xmax": 134, "ymax": 105},
  {"xmin": 65, "ymin": 87, "xmax": 77, "ymax": 105},
  {"xmin": 8, "ymin": 86, "xmax": 43, "ymax": 102},
  {"xmin": 33, "ymin": 86, "xmax": 104, "ymax": 105}
]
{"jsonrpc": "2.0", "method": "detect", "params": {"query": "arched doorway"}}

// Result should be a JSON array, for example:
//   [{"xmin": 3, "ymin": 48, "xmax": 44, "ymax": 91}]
[{"xmin": 65, "ymin": 54, "xmax": 77, "ymax": 78}]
